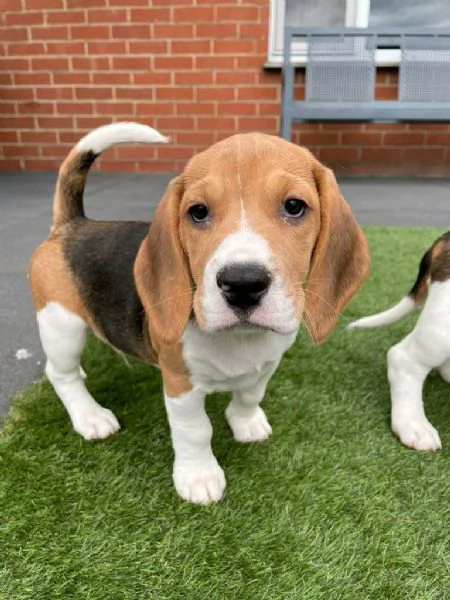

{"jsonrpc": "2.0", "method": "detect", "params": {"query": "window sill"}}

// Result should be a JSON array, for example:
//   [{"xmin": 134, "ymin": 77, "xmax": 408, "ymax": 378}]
[{"xmin": 265, "ymin": 49, "xmax": 401, "ymax": 68}]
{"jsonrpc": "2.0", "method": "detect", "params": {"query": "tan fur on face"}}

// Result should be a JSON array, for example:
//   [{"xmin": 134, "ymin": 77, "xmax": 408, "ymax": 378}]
[{"xmin": 136, "ymin": 133, "xmax": 369, "ymax": 346}]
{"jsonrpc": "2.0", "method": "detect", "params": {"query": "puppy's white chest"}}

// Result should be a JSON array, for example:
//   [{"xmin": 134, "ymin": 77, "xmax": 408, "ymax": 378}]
[{"xmin": 182, "ymin": 321, "xmax": 297, "ymax": 392}]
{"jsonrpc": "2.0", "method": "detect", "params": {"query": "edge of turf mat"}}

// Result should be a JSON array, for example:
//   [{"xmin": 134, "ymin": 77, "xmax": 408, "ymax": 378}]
[{"xmin": 2, "ymin": 227, "xmax": 450, "ymax": 600}]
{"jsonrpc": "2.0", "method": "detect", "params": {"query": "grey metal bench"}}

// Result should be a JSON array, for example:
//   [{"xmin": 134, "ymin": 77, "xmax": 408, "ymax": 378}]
[{"xmin": 281, "ymin": 28, "xmax": 450, "ymax": 139}]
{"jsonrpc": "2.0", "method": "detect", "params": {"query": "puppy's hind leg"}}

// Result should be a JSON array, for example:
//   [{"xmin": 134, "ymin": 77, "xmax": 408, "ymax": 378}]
[
  {"xmin": 438, "ymin": 358, "xmax": 450, "ymax": 384},
  {"xmin": 37, "ymin": 302, "xmax": 120, "ymax": 440},
  {"xmin": 388, "ymin": 281, "xmax": 450, "ymax": 451}
]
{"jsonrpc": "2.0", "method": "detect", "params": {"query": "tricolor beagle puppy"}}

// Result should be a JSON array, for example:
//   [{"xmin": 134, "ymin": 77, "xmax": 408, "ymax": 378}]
[
  {"xmin": 349, "ymin": 232, "xmax": 450, "ymax": 452},
  {"xmin": 29, "ymin": 122, "xmax": 369, "ymax": 504}
]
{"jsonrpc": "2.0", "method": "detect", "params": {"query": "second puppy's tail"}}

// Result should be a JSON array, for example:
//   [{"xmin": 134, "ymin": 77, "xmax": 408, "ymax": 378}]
[
  {"xmin": 347, "ymin": 240, "xmax": 435, "ymax": 330},
  {"xmin": 52, "ymin": 122, "xmax": 169, "ymax": 230}
]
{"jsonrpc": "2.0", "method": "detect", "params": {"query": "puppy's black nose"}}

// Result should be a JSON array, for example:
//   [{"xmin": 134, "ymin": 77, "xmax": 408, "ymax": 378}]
[{"xmin": 216, "ymin": 263, "xmax": 271, "ymax": 310}]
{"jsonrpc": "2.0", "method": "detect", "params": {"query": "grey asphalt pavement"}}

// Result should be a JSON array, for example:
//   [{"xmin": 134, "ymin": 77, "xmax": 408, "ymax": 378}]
[{"xmin": 1, "ymin": 172, "xmax": 450, "ymax": 416}]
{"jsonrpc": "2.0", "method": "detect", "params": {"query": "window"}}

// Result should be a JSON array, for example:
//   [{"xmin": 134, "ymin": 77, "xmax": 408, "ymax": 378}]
[{"xmin": 268, "ymin": 0, "xmax": 450, "ymax": 65}]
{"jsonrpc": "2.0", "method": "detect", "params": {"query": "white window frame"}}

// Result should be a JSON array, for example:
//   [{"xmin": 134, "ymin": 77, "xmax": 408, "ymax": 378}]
[{"xmin": 267, "ymin": 0, "xmax": 401, "ymax": 66}]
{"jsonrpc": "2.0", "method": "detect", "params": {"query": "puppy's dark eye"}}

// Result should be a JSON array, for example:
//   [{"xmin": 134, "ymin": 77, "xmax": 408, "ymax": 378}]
[
  {"xmin": 188, "ymin": 203, "xmax": 210, "ymax": 223},
  {"xmin": 283, "ymin": 198, "xmax": 307, "ymax": 218}
]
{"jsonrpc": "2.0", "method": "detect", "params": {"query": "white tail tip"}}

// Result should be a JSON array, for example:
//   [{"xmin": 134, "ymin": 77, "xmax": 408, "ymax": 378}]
[
  {"xmin": 76, "ymin": 122, "xmax": 169, "ymax": 154},
  {"xmin": 347, "ymin": 296, "xmax": 416, "ymax": 330}
]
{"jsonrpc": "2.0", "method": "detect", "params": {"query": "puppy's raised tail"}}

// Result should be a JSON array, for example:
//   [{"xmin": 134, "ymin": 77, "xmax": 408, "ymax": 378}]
[
  {"xmin": 52, "ymin": 122, "xmax": 169, "ymax": 230},
  {"xmin": 347, "ymin": 241, "xmax": 435, "ymax": 330}
]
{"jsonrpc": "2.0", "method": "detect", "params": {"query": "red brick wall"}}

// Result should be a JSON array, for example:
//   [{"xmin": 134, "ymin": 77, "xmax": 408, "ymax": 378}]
[{"xmin": 1, "ymin": 0, "xmax": 450, "ymax": 176}]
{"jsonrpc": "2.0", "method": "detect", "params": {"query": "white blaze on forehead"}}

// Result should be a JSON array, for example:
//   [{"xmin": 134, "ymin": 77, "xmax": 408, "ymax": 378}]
[{"xmin": 211, "ymin": 227, "xmax": 272, "ymax": 268}]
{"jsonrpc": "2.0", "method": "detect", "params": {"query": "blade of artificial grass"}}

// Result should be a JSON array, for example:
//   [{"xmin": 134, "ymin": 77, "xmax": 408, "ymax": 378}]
[{"xmin": 1, "ymin": 227, "xmax": 450, "ymax": 600}]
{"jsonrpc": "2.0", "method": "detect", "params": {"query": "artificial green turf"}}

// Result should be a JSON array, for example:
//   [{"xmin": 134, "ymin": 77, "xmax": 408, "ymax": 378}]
[{"xmin": 2, "ymin": 227, "xmax": 450, "ymax": 600}]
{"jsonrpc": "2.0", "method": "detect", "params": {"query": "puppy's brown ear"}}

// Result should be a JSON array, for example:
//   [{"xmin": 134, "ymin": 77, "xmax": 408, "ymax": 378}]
[
  {"xmin": 303, "ymin": 163, "xmax": 370, "ymax": 343},
  {"xmin": 134, "ymin": 176, "xmax": 192, "ymax": 347}
]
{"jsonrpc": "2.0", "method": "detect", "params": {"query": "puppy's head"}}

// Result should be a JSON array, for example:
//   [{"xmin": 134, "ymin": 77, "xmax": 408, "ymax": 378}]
[{"xmin": 135, "ymin": 133, "xmax": 369, "ymax": 346}]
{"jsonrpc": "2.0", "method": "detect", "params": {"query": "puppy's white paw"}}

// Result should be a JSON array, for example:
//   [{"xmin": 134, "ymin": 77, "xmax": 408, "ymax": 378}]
[
  {"xmin": 393, "ymin": 417, "xmax": 442, "ymax": 451},
  {"xmin": 226, "ymin": 405, "xmax": 272, "ymax": 443},
  {"xmin": 72, "ymin": 403, "xmax": 120, "ymax": 440},
  {"xmin": 173, "ymin": 459, "xmax": 226, "ymax": 505}
]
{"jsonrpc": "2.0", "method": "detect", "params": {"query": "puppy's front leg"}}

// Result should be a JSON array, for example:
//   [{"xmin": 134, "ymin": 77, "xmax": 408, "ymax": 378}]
[
  {"xmin": 226, "ymin": 362, "xmax": 278, "ymax": 443},
  {"xmin": 165, "ymin": 389, "xmax": 226, "ymax": 504}
]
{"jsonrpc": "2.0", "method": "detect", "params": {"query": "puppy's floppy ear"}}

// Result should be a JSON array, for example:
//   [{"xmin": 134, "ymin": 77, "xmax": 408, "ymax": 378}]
[
  {"xmin": 134, "ymin": 176, "xmax": 192, "ymax": 347},
  {"xmin": 303, "ymin": 163, "xmax": 370, "ymax": 343}
]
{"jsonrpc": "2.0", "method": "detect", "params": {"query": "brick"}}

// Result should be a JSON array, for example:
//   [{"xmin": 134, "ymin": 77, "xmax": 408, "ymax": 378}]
[
  {"xmin": 111, "ymin": 24, "xmax": 150, "ymax": 39},
  {"xmin": 75, "ymin": 87, "xmax": 113, "ymax": 100},
  {"xmin": 154, "ymin": 56, "xmax": 193, "ymax": 70},
  {"xmin": 16, "ymin": 101, "xmax": 56, "ymax": 114},
  {"xmin": 195, "ymin": 56, "xmax": 234, "ymax": 69},
  {"xmin": 47, "ymin": 10, "xmax": 85, "ymax": 24},
  {"xmin": 0, "ymin": 159, "xmax": 22, "ymax": 170},
  {"xmin": 426, "ymin": 133, "xmax": 450, "ymax": 144},
  {"xmin": 214, "ymin": 40, "xmax": 254, "ymax": 54},
  {"xmin": 177, "ymin": 102, "xmax": 215, "ymax": 115},
  {"xmin": 128, "ymin": 41, "xmax": 168, "ymax": 54},
  {"xmin": 175, "ymin": 71, "xmax": 213, "ymax": 85},
  {"xmin": 38, "ymin": 116, "xmax": 74, "ymax": 128},
  {"xmin": 59, "ymin": 131, "xmax": 85, "ymax": 144},
  {"xmin": 196, "ymin": 23, "xmax": 236, "ymax": 38},
  {"xmin": 41, "ymin": 145, "xmax": 73, "ymax": 158},
  {"xmin": 319, "ymin": 148, "xmax": 360, "ymax": 162},
  {"xmin": 36, "ymin": 87, "xmax": 73, "ymax": 100},
  {"xmin": 1, "ymin": 131, "xmax": 19, "ymax": 143},
  {"xmin": 53, "ymin": 72, "xmax": 91, "ymax": 85},
  {"xmin": 216, "ymin": 71, "xmax": 256, "ymax": 84},
  {"xmin": 259, "ymin": 102, "xmax": 279, "ymax": 116},
  {"xmin": 0, "ymin": 27, "xmax": 28, "ymax": 41},
  {"xmin": 153, "ymin": 24, "xmax": 194, "ymax": 38},
  {"xmin": 95, "ymin": 160, "xmax": 136, "ymax": 172},
  {"xmin": 360, "ymin": 148, "xmax": 403, "ymax": 162},
  {"xmin": 155, "ymin": 116, "xmax": 195, "ymax": 130},
  {"xmin": 217, "ymin": 103, "xmax": 258, "ymax": 116},
  {"xmin": 384, "ymin": 133, "xmax": 425, "ymax": 146},
  {"xmin": 15, "ymin": 72, "xmax": 51, "ymax": 85},
  {"xmin": 46, "ymin": 42, "xmax": 85, "ymax": 54},
  {"xmin": 72, "ymin": 57, "xmax": 109, "ymax": 70},
  {"xmin": 115, "ymin": 87, "xmax": 153, "ymax": 100},
  {"xmin": 240, "ymin": 23, "xmax": 268, "ymax": 38},
  {"xmin": 403, "ymin": 148, "xmax": 445, "ymax": 163},
  {"xmin": 374, "ymin": 86, "xmax": 397, "ymax": 100},
  {"xmin": 0, "ymin": 116, "xmax": 34, "ymax": 129},
  {"xmin": 109, "ymin": 0, "xmax": 149, "ymax": 6},
  {"xmin": 238, "ymin": 117, "xmax": 277, "ymax": 131},
  {"xmin": 237, "ymin": 86, "xmax": 278, "ymax": 101},
  {"xmin": 177, "ymin": 132, "xmax": 215, "ymax": 146},
  {"xmin": 76, "ymin": 116, "xmax": 110, "ymax": 129},
  {"xmin": 173, "ymin": 7, "xmax": 215, "ymax": 21},
  {"xmin": 217, "ymin": 6, "xmax": 259, "ymax": 21},
  {"xmin": 1, "ymin": 0, "xmax": 22, "ymax": 10},
  {"xmin": 409, "ymin": 123, "xmax": 450, "ymax": 131},
  {"xmin": 58, "ymin": 102, "xmax": 94, "ymax": 115},
  {"xmin": 171, "ymin": 40, "xmax": 211, "ymax": 54},
  {"xmin": 114, "ymin": 146, "xmax": 156, "ymax": 160},
  {"xmin": 25, "ymin": 0, "xmax": 63, "ymax": 7},
  {"xmin": 4, "ymin": 145, "xmax": 41, "ymax": 158},
  {"xmin": 132, "ymin": 72, "xmax": 172, "ymax": 85},
  {"xmin": 197, "ymin": 87, "xmax": 235, "ymax": 101},
  {"xmin": 87, "ymin": 41, "xmax": 127, "ymax": 54},
  {"xmin": 7, "ymin": 42, "xmax": 45, "ymax": 56},
  {"xmin": 21, "ymin": 130, "xmax": 57, "ymax": 143},
  {"xmin": 237, "ymin": 56, "xmax": 263, "ymax": 69},
  {"xmin": 112, "ymin": 56, "xmax": 150, "ymax": 70},
  {"xmin": 130, "ymin": 8, "xmax": 171, "ymax": 22},
  {"xmin": 95, "ymin": 102, "xmax": 134, "ymax": 115},
  {"xmin": 31, "ymin": 26, "xmax": 69, "ymax": 40},
  {"xmin": 31, "ymin": 57, "xmax": 69, "ymax": 70},
  {"xmin": 341, "ymin": 132, "xmax": 382, "ymax": 145},
  {"xmin": 0, "ymin": 73, "xmax": 12, "ymax": 85},
  {"xmin": 136, "ymin": 160, "xmax": 175, "ymax": 172},
  {"xmin": 5, "ymin": 11, "xmax": 44, "ymax": 25},
  {"xmin": 158, "ymin": 146, "xmax": 193, "ymax": 160},
  {"xmin": 197, "ymin": 117, "xmax": 235, "ymax": 131},
  {"xmin": 87, "ymin": 9, "xmax": 128, "ymax": 23},
  {"xmin": 23, "ymin": 159, "xmax": 61, "ymax": 170},
  {"xmin": 155, "ymin": 87, "xmax": 194, "ymax": 101},
  {"xmin": 300, "ymin": 132, "xmax": 340, "ymax": 146},
  {"xmin": 92, "ymin": 72, "xmax": 131, "ymax": 85},
  {"xmin": 137, "ymin": 102, "xmax": 175, "ymax": 115},
  {"xmin": 70, "ymin": 25, "xmax": 110, "ymax": 39}
]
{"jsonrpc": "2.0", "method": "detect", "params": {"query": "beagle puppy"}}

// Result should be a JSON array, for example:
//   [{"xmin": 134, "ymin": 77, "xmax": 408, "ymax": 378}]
[
  {"xmin": 29, "ymin": 122, "xmax": 369, "ymax": 504},
  {"xmin": 349, "ymin": 232, "xmax": 450, "ymax": 452}
]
